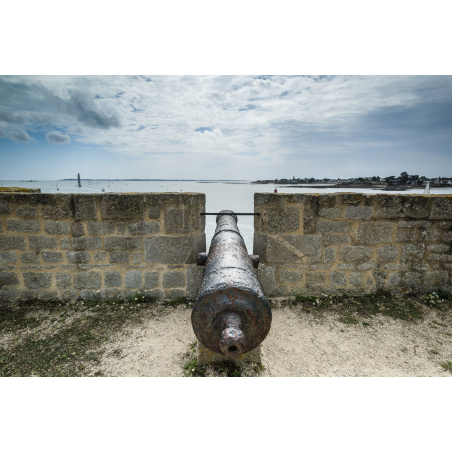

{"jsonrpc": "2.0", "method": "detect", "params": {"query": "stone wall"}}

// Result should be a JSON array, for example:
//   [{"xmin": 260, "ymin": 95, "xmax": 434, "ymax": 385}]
[
  {"xmin": 0, "ymin": 193, "xmax": 205, "ymax": 301},
  {"xmin": 254, "ymin": 193, "xmax": 452, "ymax": 296}
]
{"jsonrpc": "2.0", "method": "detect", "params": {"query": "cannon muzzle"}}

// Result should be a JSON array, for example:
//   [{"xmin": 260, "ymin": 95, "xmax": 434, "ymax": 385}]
[{"xmin": 191, "ymin": 210, "xmax": 272, "ymax": 358}]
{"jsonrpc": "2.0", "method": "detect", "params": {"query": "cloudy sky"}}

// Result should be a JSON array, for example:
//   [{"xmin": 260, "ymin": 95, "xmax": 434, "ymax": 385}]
[{"xmin": 0, "ymin": 75, "xmax": 451, "ymax": 180}]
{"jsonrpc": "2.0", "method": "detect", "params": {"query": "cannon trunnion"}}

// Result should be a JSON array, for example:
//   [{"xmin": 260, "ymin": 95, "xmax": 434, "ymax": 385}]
[{"xmin": 191, "ymin": 210, "xmax": 272, "ymax": 359}]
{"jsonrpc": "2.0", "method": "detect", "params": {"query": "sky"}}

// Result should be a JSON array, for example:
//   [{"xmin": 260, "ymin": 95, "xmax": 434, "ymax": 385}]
[{"xmin": 0, "ymin": 75, "xmax": 451, "ymax": 181}]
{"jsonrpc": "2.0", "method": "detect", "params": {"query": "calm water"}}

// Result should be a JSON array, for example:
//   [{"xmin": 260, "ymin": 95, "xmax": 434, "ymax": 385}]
[{"xmin": 2, "ymin": 179, "xmax": 451, "ymax": 252}]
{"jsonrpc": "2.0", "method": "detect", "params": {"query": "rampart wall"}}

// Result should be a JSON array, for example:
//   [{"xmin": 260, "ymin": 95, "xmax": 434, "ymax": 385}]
[
  {"xmin": 254, "ymin": 193, "xmax": 452, "ymax": 296},
  {"xmin": 0, "ymin": 193, "xmax": 205, "ymax": 301}
]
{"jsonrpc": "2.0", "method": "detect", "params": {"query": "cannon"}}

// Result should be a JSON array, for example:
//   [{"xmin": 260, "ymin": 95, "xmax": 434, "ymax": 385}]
[{"xmin": 191, "ymin": 210, "xmax": 272, "ymax": 359}]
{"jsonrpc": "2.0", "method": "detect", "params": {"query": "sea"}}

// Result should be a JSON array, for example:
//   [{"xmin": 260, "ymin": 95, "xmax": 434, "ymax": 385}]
[{"xmin": 2, "ymin": 179, "xmax": 451, "ymax": 252}]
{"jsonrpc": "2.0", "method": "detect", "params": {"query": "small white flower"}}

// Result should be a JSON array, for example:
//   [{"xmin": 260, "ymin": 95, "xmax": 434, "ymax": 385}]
[{"xmin": 134, "ymin": 298, "xmax": 138, "ymax": 300}]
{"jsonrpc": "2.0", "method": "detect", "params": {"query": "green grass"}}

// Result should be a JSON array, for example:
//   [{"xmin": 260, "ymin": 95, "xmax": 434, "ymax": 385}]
[
  {"xmin": 0, "ymin": 294, "xmax": 160, "ymax": 377},
  {"xmin": 182, "ymin": 342, "xmax": 265, "ymax": 377},
  {"xmin": 294, "ymin": 290, "xmax": 425, "ymax": 322},
  {"xmin": 440, "ymin": 362, "xmax": 452, "ymax": 373}
]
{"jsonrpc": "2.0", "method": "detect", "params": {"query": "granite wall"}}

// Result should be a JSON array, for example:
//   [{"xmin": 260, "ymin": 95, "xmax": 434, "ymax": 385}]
[
  {"xmin": 0, "ymin": 193, "xmax": 205, "ymax": 301},
  {"xmin": 254, "ymin": 193, "xmax": 452, "ymax": 296}
]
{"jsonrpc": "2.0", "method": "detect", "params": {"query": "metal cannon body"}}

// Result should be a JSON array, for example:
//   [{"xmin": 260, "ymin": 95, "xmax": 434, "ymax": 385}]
[{"xmin": 191, "ymin": 210, "xmax": 272, "ymax": 359}]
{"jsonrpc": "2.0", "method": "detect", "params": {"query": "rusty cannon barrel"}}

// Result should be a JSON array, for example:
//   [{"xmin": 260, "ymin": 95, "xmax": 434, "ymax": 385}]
[{"xmin": 191, "ymin": 210, "xmax": 272, "ymax": 359}]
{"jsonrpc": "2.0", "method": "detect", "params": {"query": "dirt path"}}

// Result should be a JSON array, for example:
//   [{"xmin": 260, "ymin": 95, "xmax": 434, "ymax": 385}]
[{"xmin": 93, "ymin": 306, "xmax": 452, "ymax": 377}]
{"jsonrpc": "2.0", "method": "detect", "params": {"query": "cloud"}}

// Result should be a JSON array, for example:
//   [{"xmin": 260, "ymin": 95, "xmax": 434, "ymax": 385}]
[
  {"xmin": 46, "ymin": 131, "xmax": 71, "ymax": 144},
  {"xmin": 10, "ymin": 129, "xmax": 30, "ymax": 142},
  {"xmin": 1, "ymin": 75, "xmax": 452, "ymax": 179}
]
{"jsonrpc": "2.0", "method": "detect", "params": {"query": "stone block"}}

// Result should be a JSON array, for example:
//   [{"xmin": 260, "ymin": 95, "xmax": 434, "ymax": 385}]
[
  {"xmin": 128, "ymin": 221, "xmax": 160, "ymax": 235},
  {"xmin": 395, "ymin": 230, "xmax": 415, "ymax": 242},
  {"xmin": 278, "ymin": 269, "xmax": 303, "ymax": 284},
  {"xmin": 42, "ymin": 252, "xmax": 63, "ymax": 263},
  {"xmin": 186, "ymin": 266, "xmax": 204, "ymax": 298},
  {"xmin": 387, "ymin": 272, "xmax": 400, "ymax": 286},
  {"xmin": 384, "ymin": 263, "xmax": 408, "ymax": 271},
  {"xmin": 427, "ymin": 254, "xmax": 452, "ymax": 262},
  {"xmin": 324, "ymin": 247, "xmax": 335, "ymax": 263},
  {"xmin": 20, "ymin": 252, "xmax": 39, "ymax": 263},
  {"xmin": 162, "ymin": 271, "xmax": 185, "ymax": 288},
  {"xmin": 71, "ymin": 222, "xmax": 85, "ymax": 236},
  {"xmin": 254, "ymin": 233, "xmax": 321, "ymax": 264},
  {"xmin": 356, "ymin": 222, "xmax": 393, "ymax": 244},
  {"xmin": 66, "ymin": 251, "xmax": 90, "ymax": 263},
  {"xmin": 443, "ymin": 232, "xmax": 452, "ymax": 242},
  {"xmin": 306, "ymin": 272, "xmax": 326, "ymax": 289},
  {"xmin": 401, "ymin": 244, "xmax": 425, "ymax": 261},
  {"xmin": 197, "ymin": 341, "xmax": 261, "ymax": 366},
  {"xmin": 41, "ymin": 205, "xmax": 72, "ymax": 219},
  {"xmin": 373, "ymin": 271, "xmax": 387, "ymax": 290},
  {"xmin": 148, "ymin": 207, "xmax": 160, "ymax": 220},
  {"xmin": 317, "ymin": 220, "xmax": 352, "ymax": 233},
  {"xmin": 116, "ymin": 222, "xmax": 127, "ymax": 234},
  {"xmin": 337, "ymin": 264, "xmax": 354, "ymax": 270},
  {"xmin": 56, "ymin": 272, "xmax": 71, "ymax": 288},
  {"xmin": 356, "ymin": 262, "xmax": 377, "ymax": 270},
  {"xmin": 87, "ymin": 222, "xmax": 115, "ymax": 235},
  {"xmin": 420, "ymin": 230, "xmax": 440, "ymax": 242},
  {"xmin": 345, "ymin": 206, "xmax": 373, "ymax": 219},
  {"xmin": 74, "ymin": 195, "xmax": 97, "ymax": 220},
  {"xmin": 23, "ymin": 272, "xmax": 52, "ymax": 289},
  {"xmin": 7, "ymin": 219, "xmax": 41, "ymax": 233},
  {"xmin": 330, "ymin": 271, "xmax": 346, "ymax": 286},
  {"xmin": 303, "ymin": 210, "xmax": 316, "ymax": 234},
  {"xmin": 16, "ymin": 206, "xmax": 37, "ymax": 217},
  {"xmin": 430, "ymin": 197, "xmax": 452, "ymax": 219},
  {"xmin": 74, "ymin": 271, "xmax": 101, "ymax": 290},
  {"xmin": 319, "ymin": 208, "xmax": 343, "ymax": 219},
  {"xmin": 61, "ymin": 290, "xmax": 78, "ymax": 301},
  {"xmin": 427, "ymin": 244, "xmax": 450, "ymax": 252},
  {"xmin": 95, "ymin": 251, "xmax": 107, "ymax": 262},
  {"xmin": 0, "ymin": 271, "xmax": 19, "ymax": 286},
  {"xmin": 0, "ymin": 290, "xmax": 18, "ymax": 301},
  {"xmin": 323, "ymin": 234, "xmax": 351, "ymax": 246},
  {"xmin": 109, "ymin": 252, "xmax": 129, "ymax": 263},
  {"xmin": 132, "ymin": 252, "xmax": 142, "ymax": 264},
  {"xmin": 125, "ymin": 270, "xmax": 142, "ymax": 288},
  {"xmin": 259, "ymin": 207, "xmax": 300, "ymax": 233},
  {"xmin": 105, "ymin": 271, "xmax": 123, "ymax": 287},
  {"xmin": 164, "ymin": 209, "xmax": 203, "ymax": 234},
  {"xmin": 44, "ymin": 220, "xmax": 70, "ymax": 235},
  {"xmin": 377, "ymin": 245, "xmax": 399, "ymax": 261},
  {"xmin": 145, "ymin": 234, "xmax": 205, "ymax": 264},
  {"xmin": 0, "ymin": 252, "xmax": 17, "ymax": 263},
  {"xmin": 72, "ymin": 237, "xmax": 102, "ymax": 250},
  {"xmin": 101, "ymin": 194, "xmax": 144, "ymax": 219},
  {"xmin": 61, "ymin": 238, "xmax": 71, "ymax": 249},
  {"xmin": 0, "ymin": 200, "xmax": 12, "ymax": 214},
  {"xmin": 375, "ymin": 195, "xmax": 404, "ymax": 218},
  {"xmin": 401, "ymin": 272, "xmax": 422, "ymax": 288},
  {"xmin": 105, "ymin": 236, "xmax": 142, "ymax": 250},
  {"xmin": 257, "ymin": 265, "xmax": 277, "ymax": 296},
  {"xmin": 402, "ymin": 197, "xmax": 430, "ymax": 218},
  {"xmin": 424, "ymin": 271, "xmax": 448, "ymax": 287},
  {"xmin": 349, "ymin": 272, "xmax": 364, "ymax": 285},
  {"xmin": 28, "ymin": 236, "xmax": 57, "ymax": 250},
  {"xmin": 165, "ymin": 289, "xmax": 185, "ymax": 298},
  {"xmin": 144, "ymin": 271, "xmax": 159, "ymax": 289},
  {"xmin": 397, "ymin": 220, "xmax": 432, "ymax": 228},
  {"xmin": 338, "ymin": 246, "xmax": 373, "ymax": 263}
]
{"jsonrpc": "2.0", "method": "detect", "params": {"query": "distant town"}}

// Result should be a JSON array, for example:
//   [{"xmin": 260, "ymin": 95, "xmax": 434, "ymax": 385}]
[{"xmin": 252, "ymin": 172, "xmax": 452, "ymax": 188}]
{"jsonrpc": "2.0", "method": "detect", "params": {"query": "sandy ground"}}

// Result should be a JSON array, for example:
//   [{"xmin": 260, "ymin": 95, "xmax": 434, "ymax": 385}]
[{"xmin": 93, "ymin": 306, "xmax": 452, "ymax": 377}]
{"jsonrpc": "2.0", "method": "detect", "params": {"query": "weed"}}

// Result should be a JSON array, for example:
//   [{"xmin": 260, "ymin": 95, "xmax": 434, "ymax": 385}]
[
  {"xmin": 338, "ymin": 313, "xmax": 358, "ymax": 325},
  {"xmin": 440, "ymin": 362, "xmax": 452, "ymax": 373},
  {"xmin": 362, "ymin": 322, "xmax": 370, "ymax": 327},
  {"xmin": 429, "ymin": 350, "xmax": 440, "ymax": 355},
  {"xmin": 164, "ymin": 297, "xmax": 191, "ymax": 307}
]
